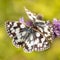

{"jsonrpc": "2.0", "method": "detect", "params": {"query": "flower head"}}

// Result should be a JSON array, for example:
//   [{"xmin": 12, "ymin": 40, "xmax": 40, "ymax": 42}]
[
  {"xmin": 53, "ymin": 18, "xmax": 60, "ymax": 37},
  {"xmin": 19, "ymin": 17, "xmax": 24, "ymax": 23},
  {"xmin": 26, "ymin": 21, "xmax": 33, "ymax": 26}
]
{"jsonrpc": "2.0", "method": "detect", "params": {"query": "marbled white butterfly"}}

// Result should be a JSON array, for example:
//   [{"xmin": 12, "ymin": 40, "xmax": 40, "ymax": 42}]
[{"xmin": 5, "ymin": 7, "xmax": 53, "ymax": 53}]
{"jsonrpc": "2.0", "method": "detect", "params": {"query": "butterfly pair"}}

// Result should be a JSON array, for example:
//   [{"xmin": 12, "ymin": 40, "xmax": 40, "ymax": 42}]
[{"xmin": 5, "ymin": 7, "xmax": 53, "ymax": 53}]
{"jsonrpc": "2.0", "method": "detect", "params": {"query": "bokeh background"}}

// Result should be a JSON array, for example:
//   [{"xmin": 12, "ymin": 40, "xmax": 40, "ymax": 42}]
[{"xmin": 0, "ymin": 0, "xmax": 60, "ymax": 60}]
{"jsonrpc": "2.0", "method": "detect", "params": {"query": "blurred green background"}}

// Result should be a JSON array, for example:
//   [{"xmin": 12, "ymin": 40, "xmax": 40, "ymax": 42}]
[{"xmin": 0, "ymin": 0, "xmax": 60, "ymax": 60}]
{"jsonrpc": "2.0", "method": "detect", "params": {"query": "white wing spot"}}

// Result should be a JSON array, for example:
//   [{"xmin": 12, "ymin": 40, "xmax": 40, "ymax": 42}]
[
  {"xmin": 14, "ymin": 22, "xmax": 17, "ymax": 27},
  {"xmin": 35, "ymin": 48, "xmax": 37, "ymax": 51},
  {"xmin": 41, "ymin": 37, "xmax": 45, "ymax": 43},
  {"xmin": 38, "ymin": 27, "xmax": 43, "ymax": 32},
  {"xmin": 7, "ymin": 25, "xmax": 10, "ymax": 27},
  {"xmin": 34, "ymin": 38, "xmax": 39, "ymax": 44},
  {"xmin": 10, "ymin": 35, "xmax": 13, "ymax": 37},
  {"xmin": 44, "ymin": 44, "xmax": 47, "ymax": 48},
  {"xmin": 38, "ymin": 43, "xmax": 43, "ymax": 47},
  {"xmin": 44, "ymin": 42, "xmax": 48, "ymax": 44},
  {"xmin": 9, "ymin": 22, "xmax": 12, "ymax": 25},
  {"xmin": 30, "ymin": 34, "xmax": 33, "ymax": 40},
  {"xmin": 16, "ymin": 28, "xmax": 20, "ymax": 33},
  {"xmin": 22, "ymin": 31, "xmax": 26, "ymax": 36},
  {"xmin": 20, "ymin": 24, "xmax": 25, "ymax": 28},
  {"xmin": 11, "ymin": 29, "xmax": 15, "ymax": 33},
  {"xmin": 36, "ymin": 32, "xmax": 40, "ymax": 37},
  {"xmin": 10, "ymin": 27, "xmax": 14, "ymax": 31}
]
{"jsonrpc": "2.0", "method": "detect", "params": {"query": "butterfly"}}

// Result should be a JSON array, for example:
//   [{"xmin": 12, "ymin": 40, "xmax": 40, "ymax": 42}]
[{"xmin": 5, "ymin": 7, "xmax": 53, "ymax": 53}]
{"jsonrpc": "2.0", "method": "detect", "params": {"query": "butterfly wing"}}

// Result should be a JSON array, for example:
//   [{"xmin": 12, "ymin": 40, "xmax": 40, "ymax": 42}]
[
  {"xmin": 24, "ymin": 7, "xmax": 45, "ymax": 23},
  {"xmin": 24, "ymin": 7, "xmax": 36, "ymax": 21},
  {"xmin": 5, "ymin": 21, "xmax": 29, "ymax": 48},
  {"xmin": 23, "ymin": 26, "xmax": 51, "ymax": 53}
]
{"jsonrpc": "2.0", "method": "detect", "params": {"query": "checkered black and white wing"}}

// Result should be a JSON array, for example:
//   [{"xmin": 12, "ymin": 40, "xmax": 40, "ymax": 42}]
[
  {"xmin": 5, "ymin": 21, "xmax": 29, "ymax": 48},
  {"xmin": 23, "ymin": 27, "xmax": 51, "ymax": 53},
  {"xmin": 24, "ymin": 7, "xmax": 36, "ymax": 21},
  {"xmin": 35, "ymin": 22, "xmax": 53, "ymax": 41},
  {"xmin": 24, "ymin": 7, "xmax": 45, "ymax": 23}
]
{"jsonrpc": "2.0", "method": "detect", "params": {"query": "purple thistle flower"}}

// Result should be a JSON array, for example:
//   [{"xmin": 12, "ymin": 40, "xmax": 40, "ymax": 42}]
[
  {"xmin": 53, "ymin": 18, "xmax": 60, "ymax": 37},
  {"xmin": 26, "ymin": 21, "xmax": 33, "ymax": 26},
  {"xmin": 19, "ymin": 17, "xmax": 24, "ymax": 23}
]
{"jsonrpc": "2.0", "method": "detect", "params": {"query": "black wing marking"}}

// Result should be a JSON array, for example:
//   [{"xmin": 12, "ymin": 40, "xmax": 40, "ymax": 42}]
[{"xmin": 6, "ymin": 21, "xmax": 29, "ymax": 48}]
